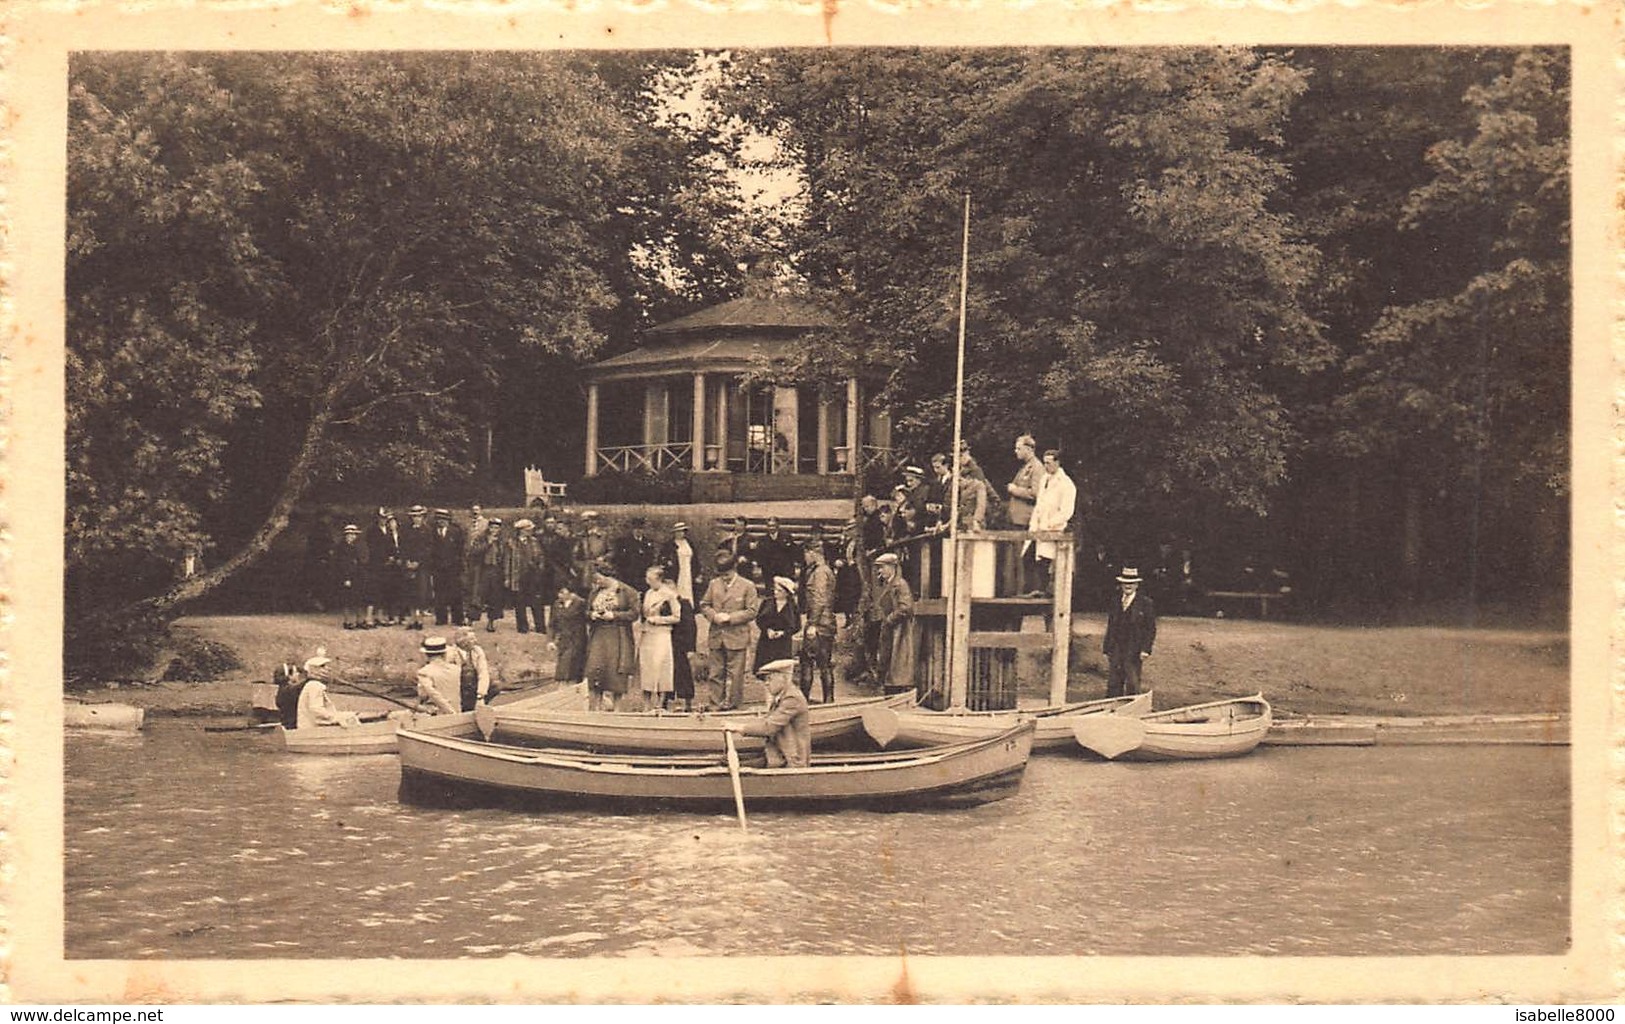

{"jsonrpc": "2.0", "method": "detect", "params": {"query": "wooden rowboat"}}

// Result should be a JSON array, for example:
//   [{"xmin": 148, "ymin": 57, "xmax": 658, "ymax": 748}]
[
  {"xmin": 396, "ymin": 715, "xmax": 1035, "ymax": 812},
  {"xmin": 863, "ymin": 692, "xmax": 1153, "ymax": 751},
  {"xmin": 280, "ymin": 710, "xmax": 475, "ymax": 755},
  {"xmin": 64, "ymin": 700, "xmax": 145, "ymax": 732},
  {"xmin": 1072, "ymin": 694, "xmax": 1272, "ymax": 761},
  {"xmin": 493, "ymin": 691, "xmax": 916, "ymax": 755}
]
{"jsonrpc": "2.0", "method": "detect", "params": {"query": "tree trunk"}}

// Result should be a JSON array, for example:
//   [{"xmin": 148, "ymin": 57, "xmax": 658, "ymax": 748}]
[
  {"xmin": 126, "ymin": 394, "xmax": 340, "ymax": 617},
  {"xmin": 1400, "ymin": 480, "xmax": 1423, "ymax": 607}
]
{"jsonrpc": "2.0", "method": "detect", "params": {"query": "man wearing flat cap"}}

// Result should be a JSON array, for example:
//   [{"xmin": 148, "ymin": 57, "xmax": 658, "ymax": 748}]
[
  {"xmin": 700, "ymin": 550, "xmax": 760, "ymax": 710},
  {"xmin": 504, "ymin": 518, "xmax": 546, "ymax": 635},
  {"xmin": 722, "ymin": 659, "xmax": 810, "ymax": 768},
  {"xmin": 869, "ymin": 551, "xmax": 917, "ymax": 695}
]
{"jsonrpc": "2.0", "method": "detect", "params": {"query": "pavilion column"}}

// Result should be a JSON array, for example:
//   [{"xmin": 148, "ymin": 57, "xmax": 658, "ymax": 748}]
[
  {"xmin": 816, "ymin": 394, "xmax": 830, "ymax": 475},
  {"xmin": 717, "ymin": 379, "xmax": 730, "ymax": 470},
  {"xmin": 584, "ymin": 382, "xmax": 600, "ymax": 477},
  {"xmin": 692, "ymin": 372, "xmax": 706, "ymax": 470},
  {"xmin": 845, "ymin": 377, "xmax": 860, "ymax": 474}
]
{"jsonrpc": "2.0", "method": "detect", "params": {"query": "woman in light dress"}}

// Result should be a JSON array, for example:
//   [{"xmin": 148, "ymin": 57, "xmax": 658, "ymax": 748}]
[{"xmin": 639, "ymin": 566, "xmax": 683, "ymax": 709}]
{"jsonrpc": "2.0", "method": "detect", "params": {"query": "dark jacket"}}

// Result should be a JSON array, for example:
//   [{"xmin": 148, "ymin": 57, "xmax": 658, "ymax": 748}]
[{"xmin": 1104, "ymin": 593, "xmax": 1158, "ymax": 660}]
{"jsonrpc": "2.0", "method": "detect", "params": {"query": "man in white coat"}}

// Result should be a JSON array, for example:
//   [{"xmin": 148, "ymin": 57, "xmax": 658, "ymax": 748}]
[{"xmin": 1026, "ymin": 449, "xmax": 1077, "ymax": 597}]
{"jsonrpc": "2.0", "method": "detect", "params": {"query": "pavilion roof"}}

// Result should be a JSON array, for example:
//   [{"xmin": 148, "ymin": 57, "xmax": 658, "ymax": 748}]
[{"xmin": 584, "ymin": 292, "xmax": 841, "ymax": 382}]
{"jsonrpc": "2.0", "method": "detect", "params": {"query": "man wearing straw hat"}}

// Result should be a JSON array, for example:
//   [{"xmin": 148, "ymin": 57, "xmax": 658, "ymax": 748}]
[
  {"xmin": 722, "ymin": 659, "xmax": 810, "ymax": 768},
  {"xmin": 1103, "ymin": 567, "xmax": 1157, "ymax": 698},
  {"xmin": 415, "ymin": 636, "xmax": 462, "ymax": 715}
]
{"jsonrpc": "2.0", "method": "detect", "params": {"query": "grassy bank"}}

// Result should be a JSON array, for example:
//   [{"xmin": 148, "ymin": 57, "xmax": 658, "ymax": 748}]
[{"xmin": 81, "ymin": 611, "xmax": 1568, "ymax": 719}]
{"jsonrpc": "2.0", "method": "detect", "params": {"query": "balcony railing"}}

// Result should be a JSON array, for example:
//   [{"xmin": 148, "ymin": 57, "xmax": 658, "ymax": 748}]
[{"xmin": 595, "ymin": 442, "xmax": 694, "ymax": 475}]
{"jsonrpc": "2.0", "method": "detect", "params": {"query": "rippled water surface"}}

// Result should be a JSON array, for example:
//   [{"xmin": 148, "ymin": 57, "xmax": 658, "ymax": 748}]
[{"xmin": 66, "ymin": 723, "xmax": 1568, "ymax": 958}]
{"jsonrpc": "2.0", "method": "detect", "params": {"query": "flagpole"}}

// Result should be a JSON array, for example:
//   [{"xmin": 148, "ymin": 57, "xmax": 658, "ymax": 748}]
[{"xmin": 946, "ymin": 193, "xmax": 970, "ymax": 709}]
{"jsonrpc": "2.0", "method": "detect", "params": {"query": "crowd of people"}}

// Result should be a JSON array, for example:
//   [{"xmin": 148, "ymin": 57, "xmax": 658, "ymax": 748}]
[{"xmin": 292, "ymin": 431, "xmax": 1165, "ymax": 729}]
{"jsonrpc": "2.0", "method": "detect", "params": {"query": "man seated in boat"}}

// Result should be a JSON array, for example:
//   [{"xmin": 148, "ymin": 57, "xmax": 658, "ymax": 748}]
[
  {"xmin": 296, "ymin": 656, "xmax": 362, "ymax": 729},
  {"xmin": 273, "ymin": 661, "xmax": 306, "ymax": 729},
  {"xmin": 415, "ymin": 636, "xmax": 462, "ymax": 715},
  {"xmin": 722, "ymin": 658, "xmax": 811, "ymax": 768}
]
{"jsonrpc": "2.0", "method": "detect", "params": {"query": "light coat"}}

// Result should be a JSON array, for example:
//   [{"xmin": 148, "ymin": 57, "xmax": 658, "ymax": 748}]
[
  {"xmin": 1028, "ymin": 465, "xmax": 1078, "ymax": 561},
  {"xmin": 742, "ymin": 685, "xmax": 812, "ymax": 767},
  {"xmin": 700, "ymin": 572, "xmax": 761, "ymax": 651}
]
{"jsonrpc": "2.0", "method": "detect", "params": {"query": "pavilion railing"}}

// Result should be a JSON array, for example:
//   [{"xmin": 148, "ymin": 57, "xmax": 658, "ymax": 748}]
[{"xmin": 595, "ymin": 442, "xmax": 694, "ymax": 475}]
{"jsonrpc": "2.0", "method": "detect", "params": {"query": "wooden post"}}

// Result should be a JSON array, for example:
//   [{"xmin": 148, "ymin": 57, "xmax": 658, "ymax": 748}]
[
  {"xmin": 691, "ymin": 372, "xmax": 706, "ymax": 470},
  {"xmin": 584, "ymin": 382, "xmax": 600, "ymax": 477},
  {"xmin": 1049, "ymin": 535, "xmax": 1075, "ymax": 706},
  {"xmin": 948, "ymin": 536, "xmax": 974, "ymax": 709},
  {"xmin": 845, "ymin": 378, "xmax": 860, "ymax": 474},
  {"xmin": 717, "ymin": 379, "xmax": 730, "ymax": 470},
  {"xmin": 816, "ymin": 396, "xmax": 830, "ymax": 475}
]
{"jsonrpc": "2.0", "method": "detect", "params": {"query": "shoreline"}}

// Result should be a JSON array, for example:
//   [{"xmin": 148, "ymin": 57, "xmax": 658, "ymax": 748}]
[{"xmin": 69, "ymin": 610, "xmax": 1570, "ymax": 721}]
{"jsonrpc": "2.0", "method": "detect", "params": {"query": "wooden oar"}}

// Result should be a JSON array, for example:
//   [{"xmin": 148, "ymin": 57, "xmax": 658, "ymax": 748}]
[
  {"xmin": 205, "ymin": 710, "xmax": 391, "ymax": 733},
  {"xmin": 723, "ymin": 730, "xmax": 748, "ymax": 834},
  {"xmin": 326, "ymin": 673, "xmax": 419, "ymax": 712}
]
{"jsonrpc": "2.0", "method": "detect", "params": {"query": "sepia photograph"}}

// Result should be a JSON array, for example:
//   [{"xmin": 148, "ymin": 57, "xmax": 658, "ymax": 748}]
[{"xmin": 6, "ymin": 0, "xmax": 1615, "ymax": 1005}]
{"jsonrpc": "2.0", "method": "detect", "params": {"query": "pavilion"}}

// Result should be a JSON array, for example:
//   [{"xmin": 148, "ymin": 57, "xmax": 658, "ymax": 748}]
[{"xmin": 580, "ymin": 291, "xmax": 893, "ymax": 503}]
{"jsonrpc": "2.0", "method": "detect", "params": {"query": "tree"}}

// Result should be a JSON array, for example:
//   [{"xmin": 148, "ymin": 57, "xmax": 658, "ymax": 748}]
[
  {"xmin": 1328, "ymin": 49, "xmax": 1569, "ymax": 607},
  {"xmin": 710, "ymin": 48, "xmax": 1330, "ymax": 548},
  {"xmin": 66, "ymin": 52, "xmax": 745, "ymax": 677}
]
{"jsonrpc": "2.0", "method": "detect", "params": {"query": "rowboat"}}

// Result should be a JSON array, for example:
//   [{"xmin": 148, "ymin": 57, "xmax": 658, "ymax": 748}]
[
  {"xmin": 863, "ymin": 692, "xmax": 1152, "ymax": 751},
  {"xmin": 396, "ymin": 715, "xmax": 1035, "ymax": 812},
  {"xmin": 492, "ymin": 691, "xmax": 916, "ymax": 755},
  {"xmin": 64, "ymin": 700, "xmax": 145, "ymax": 732},
  {"xmin": 1072, "ymin": 694, "xmax": 1272, "ymax": 761},
  {"xmin": 274, "ymin": 682, "xmax": 578, "ymax": 754},
  {"xmin": 280, "ymin": 710, "xmax": 475, "ymax": 755}
]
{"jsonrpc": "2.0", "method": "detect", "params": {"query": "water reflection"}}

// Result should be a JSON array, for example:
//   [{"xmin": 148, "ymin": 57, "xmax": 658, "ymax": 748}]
[{"xmin": 65, "ymin": 721, "xmax": 1569, "ymax": 959}]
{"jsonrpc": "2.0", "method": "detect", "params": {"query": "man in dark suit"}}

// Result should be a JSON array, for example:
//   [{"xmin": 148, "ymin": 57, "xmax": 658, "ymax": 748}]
[
  {"xmin": 614, "ymin": 516, "xmax": 657, "ymax": 595},
  {"xmin": 427, "ymin": 509, "xmax": 466, "ymax": 627},
  {"xmin": 749, "ymin": 516, "xmax": 798, "ymax": 585},
  {"xmin": 1103, "ymin": 566, "xmax": 1157, "ymax": 697}
]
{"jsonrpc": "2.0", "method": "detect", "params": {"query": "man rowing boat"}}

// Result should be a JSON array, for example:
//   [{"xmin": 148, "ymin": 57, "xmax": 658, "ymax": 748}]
[
  {"xmin": 722, "ymin": 659, "xmax": 810, "ymax": 768},
  {"xmin": 296, "ymin": 656, "xmax": 361, "ymax": 729},
  {"xmin": 415, "ymin": 636, "xmax": 461, "ymax": 715}
]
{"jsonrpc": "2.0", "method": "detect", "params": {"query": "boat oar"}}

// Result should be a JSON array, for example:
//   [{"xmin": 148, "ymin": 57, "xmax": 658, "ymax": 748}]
[
  {"xmin": 474, "ymin": 702, "xmax": 498, "ymax": 741},
  {"xmin": 723, "ymin": 729, "xmax": 748, "ymax": 834},
  {"xmin": 326, "ymin": 673, "xmax": 419, "ymax": 712}
]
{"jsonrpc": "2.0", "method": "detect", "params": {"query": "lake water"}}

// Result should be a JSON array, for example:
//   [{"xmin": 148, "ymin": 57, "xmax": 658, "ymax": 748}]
[{"xmin": 65, "ymin": 722, "xmax": 1569, "ymax": 958}]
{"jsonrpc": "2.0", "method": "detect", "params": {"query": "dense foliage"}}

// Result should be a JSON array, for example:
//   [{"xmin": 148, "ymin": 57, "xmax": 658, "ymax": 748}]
[{"xmin": 66, "ymin": 47, "xmax": 1570, "ymax": 676}]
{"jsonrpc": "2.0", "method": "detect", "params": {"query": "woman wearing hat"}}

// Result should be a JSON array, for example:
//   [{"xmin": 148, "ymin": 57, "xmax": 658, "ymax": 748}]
[
  {"xmin": 334, "ymin": 524, "xmax": 368, "ymax": 630},
  {"xmin": 753, "ymin": 575, "xmax": 802, "ymax": 673},
  {"xmin": 467, "ymin": 517, "xmax": 507, "ymax": 632},
  {"xmin": 583, "ymin": 559, "xmax": 639, "ymax": 712}
]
